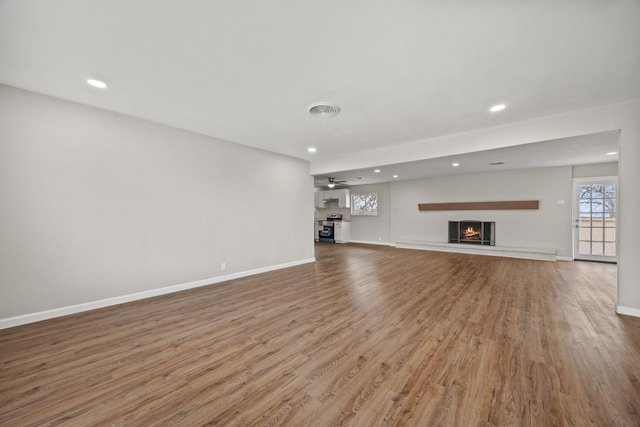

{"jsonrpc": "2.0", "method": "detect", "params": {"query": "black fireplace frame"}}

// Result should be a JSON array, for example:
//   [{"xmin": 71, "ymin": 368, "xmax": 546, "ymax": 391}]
[{"xmin": 449, "ymin": 220, "xmax": 495, "ymax": 245}]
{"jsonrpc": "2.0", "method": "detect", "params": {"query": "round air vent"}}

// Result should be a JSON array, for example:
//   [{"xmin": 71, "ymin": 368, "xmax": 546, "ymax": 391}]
[{"xmin": 308, "ymin": 103, "xmax": 341, "ymax": 118}]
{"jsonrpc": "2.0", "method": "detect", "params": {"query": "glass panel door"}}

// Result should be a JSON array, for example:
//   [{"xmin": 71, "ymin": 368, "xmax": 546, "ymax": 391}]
[{"xmin": 574, "ymin": 178, "xmax": 617, "ymax": 262}]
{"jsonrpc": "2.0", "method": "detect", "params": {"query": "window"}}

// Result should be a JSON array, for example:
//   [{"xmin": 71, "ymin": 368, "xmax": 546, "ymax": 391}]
[{"xmin": 351, "ymin": 193, "xmax": 378, "ymax": 216}]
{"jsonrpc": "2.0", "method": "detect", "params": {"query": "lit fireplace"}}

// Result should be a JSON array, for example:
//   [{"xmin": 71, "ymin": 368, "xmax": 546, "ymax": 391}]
[{"xmin": 449, "ymin": 221, "xmax": 495, "ymax": 245}]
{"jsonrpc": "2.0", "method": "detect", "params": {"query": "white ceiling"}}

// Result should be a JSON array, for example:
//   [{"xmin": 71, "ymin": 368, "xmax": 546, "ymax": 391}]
[
  {"xmin": 313, "ymin": 131, "xmax": 620, "ymax": 187},
  {"xmin": 1, "ymin": 1, "xmax": 638, "ymax": 185}
]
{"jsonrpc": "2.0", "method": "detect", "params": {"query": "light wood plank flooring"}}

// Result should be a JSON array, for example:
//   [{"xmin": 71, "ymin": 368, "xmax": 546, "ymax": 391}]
[{"xmin": 1, "ymin": 243, "xmax": 639, "ymax": 426}]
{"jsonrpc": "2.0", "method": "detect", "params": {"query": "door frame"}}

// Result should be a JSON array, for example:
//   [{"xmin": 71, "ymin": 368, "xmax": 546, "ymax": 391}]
[{"xmin": 572, "ymin": 176, "xmax": 618, "ymax": 262}]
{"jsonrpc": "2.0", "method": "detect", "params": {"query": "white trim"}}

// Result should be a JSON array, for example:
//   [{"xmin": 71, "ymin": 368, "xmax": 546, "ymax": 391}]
[
  {"xmin": 616, "ymin": 305, "xmax": 640, "ymax": 318},
  {"xmin": 348, "ymin": 240, "xmax": 394, "ymax": 246},
  {"xmin": 0, "ymin": 258, "xmax": 316, "ymax": 330},
  {"xmin": 396, "ymin": 240, "xmax": 557, "ymax": 261},
  {"xmin": 572, "ymin": 176, "xmax": 618, "ymax": 184},
  {"xmin": 556, "ymin": 256, "xmax": 574, "ymax": 261}
]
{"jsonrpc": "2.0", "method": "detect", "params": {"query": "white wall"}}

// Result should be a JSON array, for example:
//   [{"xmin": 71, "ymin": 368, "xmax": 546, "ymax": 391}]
[
  {"xmin": 348, "ymin": 183, "xmax": 391, "ymax": 244},
  {"xmin": 388, "ymin": 167, "xmax": 573, "ymax": 255},
  {"xmin": 0, "ymin": 85, "xmax": 314, "ymax": 322},
  {"xmin": 349, "ymin": 163, "xmax": 619, "ymax": 257},
  {"xmin": 573, "ymin": 162, "xmax": 618, "ymax": 178}
]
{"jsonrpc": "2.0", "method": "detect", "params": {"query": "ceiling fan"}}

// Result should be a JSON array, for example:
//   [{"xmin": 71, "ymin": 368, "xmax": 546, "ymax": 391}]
[{"xmin": 327, "ymin": 177, "xmax": 347, "ymax": 188}]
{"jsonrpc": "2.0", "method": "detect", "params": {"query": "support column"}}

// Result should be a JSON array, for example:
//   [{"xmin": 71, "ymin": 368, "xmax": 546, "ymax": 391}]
[{"xmin": 616, "ymin": 110, "xmax": 640, "ymax": 316}]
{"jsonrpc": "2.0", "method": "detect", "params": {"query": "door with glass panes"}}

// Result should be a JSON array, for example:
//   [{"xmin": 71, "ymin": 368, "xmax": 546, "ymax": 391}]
[{"xmin": 574, "ymin": 178, "xmax": 617, "ymax": 262}]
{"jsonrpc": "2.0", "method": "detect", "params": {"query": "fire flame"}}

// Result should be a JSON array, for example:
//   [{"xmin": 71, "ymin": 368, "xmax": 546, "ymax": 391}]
[{"xmin": 463, "ymin": 226, "xmax": 481, "ymax": 239}]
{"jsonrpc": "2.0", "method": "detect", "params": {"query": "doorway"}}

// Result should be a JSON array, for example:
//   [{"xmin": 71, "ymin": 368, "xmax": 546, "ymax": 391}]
[{"xmin": 573, "ymin": 177, "xmax": 617, "ymax": 262}]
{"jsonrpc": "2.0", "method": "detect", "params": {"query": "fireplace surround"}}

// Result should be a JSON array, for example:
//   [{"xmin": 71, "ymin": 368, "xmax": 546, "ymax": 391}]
[{"xmin": 449, "ymin": 220, "xmax": 495, "ymax": 246}]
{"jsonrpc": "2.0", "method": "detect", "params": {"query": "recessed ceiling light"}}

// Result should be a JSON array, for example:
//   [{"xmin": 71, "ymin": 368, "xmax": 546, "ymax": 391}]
[
  {"xmin": 606, "ymin": 151, "xmax": 617, "ymax": 155},
  {"xmin": 308, "ymin": 147, "xmax": 317, "ymax": 153},
  {"xmin": 374, "ymin": 169, "xmax": 381, "ymax": 173},
  {"xmin": 393, "ymin": 175, "xmax": 399, "ymax": 178},
  {"xmin": 87, "ymin": 79, "xmax": 107, "ymax": 89},
  {"xmin": 490, "ymin": 104, "xmax": 506, "ymax": 112},
  {"xmin": 452, "ymin": 163, "xmax": 460, "ymax": 167}
]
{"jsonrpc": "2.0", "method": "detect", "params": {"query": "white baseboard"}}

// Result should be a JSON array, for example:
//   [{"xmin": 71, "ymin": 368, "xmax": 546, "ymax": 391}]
[
  {"xmin": 395, "ymin": 240, "xmax": 557, "ymax": 261},
  {"xmin": 616, "ymin": 305, "xmax": 640, "ymax": 318},
  {"xmin": 348, "ymin": 240, "xmax": 394, "ymax": 246},
  {"xmin": 346, "ymin": 240, "xmax": 563, "ymax": 261},
  {"xmin": 0, "ymin": 257, "xmax": 316, "ymax": 330}
]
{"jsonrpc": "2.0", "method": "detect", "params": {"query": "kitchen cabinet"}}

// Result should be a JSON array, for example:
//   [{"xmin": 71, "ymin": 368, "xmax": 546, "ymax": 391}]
[
  {"xmin": 334, "ymin": 221, "xmax": 350, "ymax": 243},
  {"xmin": 314, "ymin": 191, "xmax": 326, "ymax": 208},
  {"xmin": 336, "ymin": 189, "xmax": 350, "ymax": 208},
  {"xmin": 315, "ymin": 189, "xmax": 350, "ymax": 208}
]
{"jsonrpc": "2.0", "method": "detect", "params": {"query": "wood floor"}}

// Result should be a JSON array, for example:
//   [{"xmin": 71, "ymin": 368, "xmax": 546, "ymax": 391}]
[{"xmin": 1, "ymin": 243, "xmax": 639, "ymax": 426}]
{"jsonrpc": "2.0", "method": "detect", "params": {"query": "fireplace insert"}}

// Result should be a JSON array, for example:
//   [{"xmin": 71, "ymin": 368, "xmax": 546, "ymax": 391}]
[{"xmin": 449, "ymin": 221, "xmax": 495, "ymax": 245}]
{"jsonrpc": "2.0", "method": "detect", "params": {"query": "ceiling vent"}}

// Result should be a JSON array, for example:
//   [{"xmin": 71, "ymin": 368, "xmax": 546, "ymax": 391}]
[{"xmin": 308, "ymin": 103, "xmax": 341, "ymax": 118}]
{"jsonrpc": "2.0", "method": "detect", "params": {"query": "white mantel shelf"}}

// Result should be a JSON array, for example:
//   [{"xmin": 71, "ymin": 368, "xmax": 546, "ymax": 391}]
[{"xmin": 395, "ymin": 240, "xmax": 557, "ymax": 261}]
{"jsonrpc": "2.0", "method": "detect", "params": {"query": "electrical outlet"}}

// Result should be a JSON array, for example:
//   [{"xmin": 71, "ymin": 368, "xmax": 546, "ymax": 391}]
[{"xmin": 221, "ymin": 262, "xmax": 227, "ymax": 271}]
